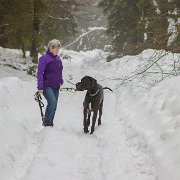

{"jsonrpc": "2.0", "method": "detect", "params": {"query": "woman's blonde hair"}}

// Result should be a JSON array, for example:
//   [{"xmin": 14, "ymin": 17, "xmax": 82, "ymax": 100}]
[{"xmin": 47, "ymin": 39, "xmax": 61, "ymax": 50}]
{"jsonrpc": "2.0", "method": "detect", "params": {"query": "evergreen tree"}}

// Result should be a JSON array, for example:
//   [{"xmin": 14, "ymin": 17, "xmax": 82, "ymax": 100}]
[
  {"xmin": 0, "ymin": 0, "xmax": 8, "ymax": 47},
  {"xmin": 0, "ymin": 0, "xmax": 80, "ymax": 62},
  {"xmin": 41, "ymin": 0, "xmax": 79, "ymax": 46},
  {"xmin": 157, "ymin": 0, "xmax": 180, "ymax": 53},
  {"xmin": 99, "ymin": 0, "xmax": 152, "ymax": 55},
  {"xmin": 31, "ymin": 0, "xmax": 47, "ymax": 63},
  {"xmin": 99, "ymin": 0, "xmax": 180, "ymax": 56},
  {"xmin": 0, "ymin": 0, "xmax": 44, "ymax": 58}
]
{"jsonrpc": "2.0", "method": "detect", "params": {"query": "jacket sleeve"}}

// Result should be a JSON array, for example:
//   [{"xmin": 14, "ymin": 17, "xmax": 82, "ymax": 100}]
[
  {"xmin": 61, "ymin": 78, "xmax": 64, "ymax": 86},
  {"xmin": 60, "ymin": 57, "xmax": 64, "ymax": 86},
  {"xmin": 37, "ymin": 56, "xmax": 47, "ymax": 90}
]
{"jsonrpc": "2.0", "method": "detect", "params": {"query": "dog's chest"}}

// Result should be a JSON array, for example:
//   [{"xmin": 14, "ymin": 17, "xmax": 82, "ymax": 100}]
[
  {"xmin": 87, "ymin": 96, "xmax": 102, "ymax": 111},
  {"xmin": 88, "ymin": 102, "xmax": 92, "ymax": 111}
]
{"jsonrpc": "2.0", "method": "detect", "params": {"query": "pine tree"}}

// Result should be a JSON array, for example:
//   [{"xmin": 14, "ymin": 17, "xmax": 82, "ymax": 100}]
[
  {"xmin": 99, "ymin": 0, "xmax": 180, "ymax": 56},
  {"xmin": 41, "ymin": 0, "xmax": 79, "ymax": 46},
  {"xmin": 162, "ymin": 0, "xmax": 180, "ymax": 53},
  {"xmin": 31, "ymin": 0, "xmax": 80, "ymax": 63},
  {"xmin": 0, "ymin": 0, "xmax": 80, "ymax": 62},
  {"xmin": 0, "ymin": 0, "xmax": 41, "ymax": 58},
  {"xmin": 31, "ymin": 0, "xmax": 47, "ymax": 63},
  {"xmin": 0, "ymin": 0, "xmax": 8, "ymax": 47},
  {"xmin": 99, "ymin": 0, "xmax": 150, "ymax": 56}
]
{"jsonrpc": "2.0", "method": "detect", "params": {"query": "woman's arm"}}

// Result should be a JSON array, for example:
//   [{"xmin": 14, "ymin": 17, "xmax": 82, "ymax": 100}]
[{"xmin": 37, "ymin": 56, "xmax": 47, "ymax": 91}]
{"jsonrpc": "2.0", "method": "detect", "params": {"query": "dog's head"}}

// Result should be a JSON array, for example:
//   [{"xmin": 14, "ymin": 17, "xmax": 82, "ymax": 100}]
[{"xmin": 76, "ymin": 76, "xmax": 97, "ymax": 91}]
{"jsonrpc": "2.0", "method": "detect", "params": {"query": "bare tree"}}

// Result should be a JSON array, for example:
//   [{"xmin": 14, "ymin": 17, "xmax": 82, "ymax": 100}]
[{"xmin": 115, "ymin": 50, "xmax": 179, "ymax": 89}]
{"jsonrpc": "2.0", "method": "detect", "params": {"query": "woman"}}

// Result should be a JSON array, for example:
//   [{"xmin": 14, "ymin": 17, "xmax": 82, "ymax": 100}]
[{"xmin": 37, "ymin": 39, "xmax": 63, "ymax": 127}]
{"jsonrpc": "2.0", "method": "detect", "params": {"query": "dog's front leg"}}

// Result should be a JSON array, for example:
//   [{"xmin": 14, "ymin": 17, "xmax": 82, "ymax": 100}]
[
  {"xmin": 98, "ymin": 101, "xmax": 103, "ymax": 126},
  {"xmin": 90, "ymin": 110, "xmax": 98, "ymax": 134},
  {"xmin": 83, "ymin": 108, "xmax": 89, "ymax": 133},
  {"xmin": 87, "ymin": 110, "xmax": 91, "ymax": 127}
]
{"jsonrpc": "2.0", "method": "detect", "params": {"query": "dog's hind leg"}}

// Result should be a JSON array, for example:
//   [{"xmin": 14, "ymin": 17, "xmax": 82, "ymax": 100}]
[
  {"xmin": 98, "ymin": 101, "xmax": 103, "ymax": 126},
  {"xmin": 83, "ymin": 108, "xmax": 89, "ymax": 133},
  {"xmin": 90, "ymin": 110, "xmax": 98, "ymax": 134}
]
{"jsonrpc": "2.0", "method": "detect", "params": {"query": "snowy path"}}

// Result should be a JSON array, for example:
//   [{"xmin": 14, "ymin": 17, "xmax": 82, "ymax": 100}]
[
  {"xmin": 20, "ymin": 91, "xmax": 156, "ymax": 180},
  {"xmin": 0, "ymin": 49, "xmax": 157, "ymax": 180},
  {"xmin": 13, "ymin": 130, "xmax": 42, "ymax": 180},
  {"xmin": 0, "ymin": 58, "xmax": 157, "ymax": 180}
]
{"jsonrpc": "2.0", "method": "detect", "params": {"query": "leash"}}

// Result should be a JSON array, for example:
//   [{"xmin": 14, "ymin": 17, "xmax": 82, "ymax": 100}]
[
  {"xmin": 103, "ymin": 87, "xmax": 113, "ymax": 92},
  {"xmin": 34, "ymin": 92, "xmax": 44, "ymax": 121},
  {"xmin": 60, "ymin": 87, "xmax": 76, "ymax": 92},
  {"xmin": 89, "ymin": 87, "xmax": 113, "ymax": 96}
]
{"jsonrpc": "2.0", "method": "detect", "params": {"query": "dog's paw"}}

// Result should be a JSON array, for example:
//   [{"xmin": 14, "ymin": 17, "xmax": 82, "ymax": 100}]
[
  {"xmin": 84, "ymin": 128, "xmax": 89, "ymax": 133},
  {"xmin": 90, "ymin": 127, "xmax": 94, "ymax": 134}
]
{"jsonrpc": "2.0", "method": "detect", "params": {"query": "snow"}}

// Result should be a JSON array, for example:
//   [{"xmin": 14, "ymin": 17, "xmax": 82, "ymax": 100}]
[
  {"xmin": 66, "ymin": 27, "xmax": 107, "ymax": 49},
  {"xmin": 0, "ymin": 47, "xmax": 180, "ymax": 180},
  {"xmin": 152, "ymin": 0, "xmax": 161, "ymax": 14}
]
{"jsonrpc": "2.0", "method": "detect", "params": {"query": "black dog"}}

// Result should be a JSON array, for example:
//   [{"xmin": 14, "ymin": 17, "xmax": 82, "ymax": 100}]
[{"xmin": 76, "ymin": 76, "xmax": 112, "ymax": 134}]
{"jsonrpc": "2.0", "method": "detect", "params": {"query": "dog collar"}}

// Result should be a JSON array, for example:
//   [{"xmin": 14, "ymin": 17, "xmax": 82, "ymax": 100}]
[{"xmin": 89, "ymin": 89, "xmax": 100, "ymax": 96}]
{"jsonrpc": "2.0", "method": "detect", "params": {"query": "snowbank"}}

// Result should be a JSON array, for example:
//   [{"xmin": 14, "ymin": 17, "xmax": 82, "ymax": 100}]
[
  {"xmin": 0, "ymin": 77, "xmax": 41, "ymax": 179},
  {"xmin": 116, "ymin": 76, "xmax": 180, "ymax": 180}
]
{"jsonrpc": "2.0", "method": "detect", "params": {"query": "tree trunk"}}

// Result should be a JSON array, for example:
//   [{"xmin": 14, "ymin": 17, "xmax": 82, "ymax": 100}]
[
  {"xmin": 0, "ymin": 7, "xmax": 8, "ymax": 47},
  {"xmin": 30, "ymin": 0, "xmax": 40, "ymax": 64}
]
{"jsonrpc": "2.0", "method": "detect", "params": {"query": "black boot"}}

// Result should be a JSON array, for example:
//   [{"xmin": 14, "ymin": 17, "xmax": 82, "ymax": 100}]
[{"xmin": 42, "ymin": 121, "xmax": 49, "ymax": 127}]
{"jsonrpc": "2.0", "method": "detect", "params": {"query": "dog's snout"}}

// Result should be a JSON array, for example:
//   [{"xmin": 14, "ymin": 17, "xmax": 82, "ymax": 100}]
[
  {"xmin": 75, "ymin": 82, "xmax": 80, "ymax": 90},
  {"xmin": 76, "ymin": 82, "xmax": 84, "ymax": 91}
]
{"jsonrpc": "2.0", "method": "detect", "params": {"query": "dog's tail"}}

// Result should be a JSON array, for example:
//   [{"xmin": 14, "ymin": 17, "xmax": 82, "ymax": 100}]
[{"xmin": 103, "ymin": 87, "xmax": 113, "ymax": 92}]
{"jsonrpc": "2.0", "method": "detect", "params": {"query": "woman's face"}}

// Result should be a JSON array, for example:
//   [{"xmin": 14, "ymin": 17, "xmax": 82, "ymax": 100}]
[{"xmin": 50, "ymin": 47, "xmax": 60, "ymax": 56}]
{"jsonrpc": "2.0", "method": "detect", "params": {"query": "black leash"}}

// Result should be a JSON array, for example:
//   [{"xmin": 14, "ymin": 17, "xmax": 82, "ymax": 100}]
[
  {"xmin": 89, "ymin": 87, "xmax": 113, "ymax": 96},
  {"xmin": 34, "ymin": 92, "xmax": 44, "ymax": 121},
  {"xmin": 103, "ymin": 87, "xmax": 113, "ymax": 92}
]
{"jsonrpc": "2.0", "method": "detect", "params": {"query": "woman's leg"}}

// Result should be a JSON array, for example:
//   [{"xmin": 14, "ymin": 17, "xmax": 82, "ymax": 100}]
[
  {"xmin": 50, "ymin": 87, "xmax": 60, "ymax": 126},
  {"xmin": 43, "ymin": 87, "xmax": 58, "ymax": 126}
]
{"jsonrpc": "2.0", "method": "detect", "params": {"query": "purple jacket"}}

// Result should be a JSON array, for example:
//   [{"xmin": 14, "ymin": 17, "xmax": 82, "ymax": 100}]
[{"xmin": 37, "ymin": 50, "xmax": 63, "ymax": 90}]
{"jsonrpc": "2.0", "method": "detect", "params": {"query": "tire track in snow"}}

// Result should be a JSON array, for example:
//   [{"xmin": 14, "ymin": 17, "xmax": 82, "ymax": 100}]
[{"xmin": 114, "ymin": 91, "xmax": 157, "ymax": 180}]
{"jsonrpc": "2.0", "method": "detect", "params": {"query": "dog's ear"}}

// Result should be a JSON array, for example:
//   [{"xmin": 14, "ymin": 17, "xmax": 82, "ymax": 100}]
[{"xmin": 89, "ymin": 77, "xmax": 97, "ymax": 84}]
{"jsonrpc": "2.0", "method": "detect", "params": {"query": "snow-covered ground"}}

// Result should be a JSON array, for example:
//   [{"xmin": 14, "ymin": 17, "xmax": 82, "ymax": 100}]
[{"xmin": 0, "ymin": 47, "xmax": 180, "ymax": 180}]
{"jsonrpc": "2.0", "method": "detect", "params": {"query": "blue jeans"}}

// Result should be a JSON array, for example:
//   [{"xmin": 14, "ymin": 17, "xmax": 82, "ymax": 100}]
[{"xmin": 43, "ymin": 86, "xmax": 60, "ymax": 126}]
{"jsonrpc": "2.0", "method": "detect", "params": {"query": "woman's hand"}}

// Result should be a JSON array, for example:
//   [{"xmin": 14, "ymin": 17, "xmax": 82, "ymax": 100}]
[{"xmin": 38, "ymin": 90, "xmax": 43, "ymax": 94}]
